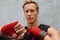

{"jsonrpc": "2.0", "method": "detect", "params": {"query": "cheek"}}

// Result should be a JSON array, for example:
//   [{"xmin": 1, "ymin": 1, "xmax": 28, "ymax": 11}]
[
  {"xmin": 33, "ymin": 12, "xmax": 38, "ymax": 18},
  {"xmin": 32, "ymin": 14, "xmax": 38, "ymax": 21}
]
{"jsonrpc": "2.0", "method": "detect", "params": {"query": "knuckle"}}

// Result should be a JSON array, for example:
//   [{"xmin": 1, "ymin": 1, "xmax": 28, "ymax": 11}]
[
  {"xmin": 23, "ymin": 30, "xmax": 27, "ymax": 33},
  {"xmin": 17, "ymin": 33, "xmax": 24, "ymax": 40}
]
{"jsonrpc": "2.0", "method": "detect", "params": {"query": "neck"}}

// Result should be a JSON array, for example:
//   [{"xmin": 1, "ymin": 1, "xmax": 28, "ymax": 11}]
[{"xmin": 27, "ymin": 20, "xmax": 39, "ymax": 29}]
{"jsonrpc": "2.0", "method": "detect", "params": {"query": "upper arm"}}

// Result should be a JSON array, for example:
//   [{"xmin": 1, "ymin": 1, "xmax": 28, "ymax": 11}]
[{"xmin": 47, "ymin": 26, "xmax": 60, "ymax": 40}]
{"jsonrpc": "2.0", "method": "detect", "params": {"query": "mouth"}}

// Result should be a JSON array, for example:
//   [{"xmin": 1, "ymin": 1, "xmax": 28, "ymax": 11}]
[
  {"xmin": 26, "ymin": 16, "xmax": 33, "ymax": 20},
  {"xmin": 27, "ymin": 18, "xmax": 31, "ymax": 20},
  {"xmin": 27, "ymin": 16, "xmax": 33, "ymax": 19},
  {"xmin": 27, "ymin": 17, "xmax": 31, "ymax": 19}
]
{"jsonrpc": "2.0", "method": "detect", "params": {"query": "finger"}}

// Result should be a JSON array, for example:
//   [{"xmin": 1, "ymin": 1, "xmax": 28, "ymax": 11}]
[
  {"xmin": 22, "ymin": 30, "xmax": 27, "ymax": 34},
  {"xmin": 14, "ymin": 26, "xmax": 23, "ymax": 31},
  {"xmin": 17, "ymin": 30, "xmax": 27, "ymax": 40},
  {"xmin": 14, "ymin": 23, "xmax": 24, "ymax": 31},
  {"xmin": 14, "ymin": 22, "xmax": 24, "ymax": 29},
  {"xmin": 14, "ymin": 22, "xmax": 21, "ymax": 29},
  {"xmin": 16, "ymin": 27, "xmax": 25, "ymax": 34},
  {"xmin": 11, "ymin": 33, "xmax": 18, "ymax": 39},
  {"xmin": 17, "ymin": 33, "xmax": 25, "ymax": 40}
]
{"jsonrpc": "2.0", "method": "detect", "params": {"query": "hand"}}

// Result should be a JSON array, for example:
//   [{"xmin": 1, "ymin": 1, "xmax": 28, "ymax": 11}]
[
  {"xmin": 14, "ymin": 22, "xmax": 27, "ymax": 40},
  {"xmin": 1, "ymin": 21, "xmax": 19, "ymax": 39}
]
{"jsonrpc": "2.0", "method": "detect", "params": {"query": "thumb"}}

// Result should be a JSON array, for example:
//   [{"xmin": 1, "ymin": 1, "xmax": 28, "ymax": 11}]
[{"xmin": 11, "ymin": 33, "xmax": 18, "ymax": 39}]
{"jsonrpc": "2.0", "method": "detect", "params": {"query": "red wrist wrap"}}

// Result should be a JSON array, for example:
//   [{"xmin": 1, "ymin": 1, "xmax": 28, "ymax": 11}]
[{"xmin": 1, "ymin": 21, "xmax": 18, "ymax": 36}]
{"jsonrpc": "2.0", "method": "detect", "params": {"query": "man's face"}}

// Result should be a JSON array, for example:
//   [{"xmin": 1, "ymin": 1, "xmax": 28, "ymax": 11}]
[{"xmin": 23, "ymin": 3, "xmax": 39, "ymax": 24}]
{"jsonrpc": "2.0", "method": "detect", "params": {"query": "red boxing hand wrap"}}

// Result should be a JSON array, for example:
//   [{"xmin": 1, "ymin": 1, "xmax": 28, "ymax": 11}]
[
  {"xmin": 30, "ymin": 26, "xmax": 42, "ymax": 36},
  {"xmin": 30, "ymin": 26, "xmax": 47, "ymax": 39},
  {"xmin": 1, "ymin": 21, "xmax": 18, "ymax": 36}
]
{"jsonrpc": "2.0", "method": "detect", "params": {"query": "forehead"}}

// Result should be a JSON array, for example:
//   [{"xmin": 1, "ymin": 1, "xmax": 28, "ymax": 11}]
[{"xmin": 24, "ymin": 3, "xmax": 37, "ymax": 10}]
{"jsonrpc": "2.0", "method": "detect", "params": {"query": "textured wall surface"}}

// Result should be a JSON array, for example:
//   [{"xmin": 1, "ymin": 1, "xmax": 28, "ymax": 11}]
[{"xmin": 0, "ymin": 0, "xmax": 60, "ymax": 32}]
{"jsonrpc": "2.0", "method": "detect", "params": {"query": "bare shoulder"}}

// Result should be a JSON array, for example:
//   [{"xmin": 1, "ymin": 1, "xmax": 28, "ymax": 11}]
[
  {"xmin": 47, "ymin": 26, "xmax": 59, "ymax": 35},
  {"xmin": 47, "ymin": 26, "xmax": 60, "ymax": 40}
]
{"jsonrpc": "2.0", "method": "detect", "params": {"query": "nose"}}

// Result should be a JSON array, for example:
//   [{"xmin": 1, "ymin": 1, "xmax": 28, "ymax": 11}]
[{"xmin": 27, "ymin": 11, "xmax": 31, "ymax": 16}]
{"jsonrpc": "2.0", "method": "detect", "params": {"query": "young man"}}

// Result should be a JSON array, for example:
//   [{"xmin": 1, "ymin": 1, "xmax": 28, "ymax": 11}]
[
  {"xmin": 14, "ymin": 0, "xmax": 60, "ymax": 40},
  {"xmin": 20, "ymin": 1, "xmax": 60, "ymax": 40},
  {"xmin": 0, "ymin": 0, "xmax": 60, "ymax": 40}
]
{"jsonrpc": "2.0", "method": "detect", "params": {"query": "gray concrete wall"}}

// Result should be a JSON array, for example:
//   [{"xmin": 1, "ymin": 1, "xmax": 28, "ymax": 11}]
[{"xmin": 0, "ymin": 0, "xmax": 60, "ymax": 32}]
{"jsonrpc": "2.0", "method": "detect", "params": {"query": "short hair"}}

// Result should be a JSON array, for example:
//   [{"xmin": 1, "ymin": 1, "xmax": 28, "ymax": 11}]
[{"xmin": 22, "ymin": 1, "xmax": 39, "ymax": 11}]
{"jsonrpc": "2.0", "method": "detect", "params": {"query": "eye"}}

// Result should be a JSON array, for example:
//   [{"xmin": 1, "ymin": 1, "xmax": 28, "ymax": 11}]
[
  {"xmin": 25, "ymin": 10, "xmax": 29, "ymax": 13},
  {"xmin": 30, "ymin": 9, "xmax": 35, "ymax": 13}
]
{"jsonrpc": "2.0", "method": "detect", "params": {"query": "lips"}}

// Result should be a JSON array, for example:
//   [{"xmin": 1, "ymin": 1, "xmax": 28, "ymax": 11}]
[
  {"xmin": 27, "ymin": 18, "xmax": 31, "ymax": 20},
  {"xmin": 27, "ymin": 18, "xmax": 32, "ymax": 21}
]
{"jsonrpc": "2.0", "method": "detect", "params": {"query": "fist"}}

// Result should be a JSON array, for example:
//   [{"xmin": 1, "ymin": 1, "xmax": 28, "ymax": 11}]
[
  {"xmin": 14, "ymin": 22, "xmax": 27, "ymax": 40},
  {"xmin": 1, "ymin": 21, "xmax": 19, "ymax": 39}
]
